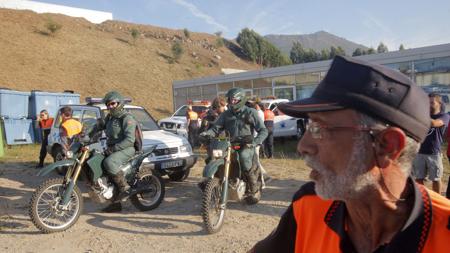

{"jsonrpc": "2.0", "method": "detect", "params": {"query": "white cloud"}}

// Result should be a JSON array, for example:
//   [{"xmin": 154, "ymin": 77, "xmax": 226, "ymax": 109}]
[{"xmin": 172, "ymin": 0, "xmax": 228, "ymax": 32}]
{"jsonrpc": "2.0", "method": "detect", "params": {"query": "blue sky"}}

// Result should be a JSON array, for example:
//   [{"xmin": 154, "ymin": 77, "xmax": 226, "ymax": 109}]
[{"xmin": 41, "ymin": 0, "xmax": 450, "ymax": 50}]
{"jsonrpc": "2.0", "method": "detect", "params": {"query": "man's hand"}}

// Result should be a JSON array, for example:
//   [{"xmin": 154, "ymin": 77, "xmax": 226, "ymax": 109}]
[{"xmin": 104, "ymin": 147, "xmax": 114, "ymax": 156}]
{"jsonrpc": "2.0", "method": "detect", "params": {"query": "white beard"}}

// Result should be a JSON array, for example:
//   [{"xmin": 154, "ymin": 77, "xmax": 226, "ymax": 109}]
[{"xmin": 305, "ymin": 133, "xmax": 375, "ymax": 200}]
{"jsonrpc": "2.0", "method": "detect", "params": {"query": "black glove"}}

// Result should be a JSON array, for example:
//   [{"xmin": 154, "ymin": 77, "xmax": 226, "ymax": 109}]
[{"xmin": 104, "ymin": 146, "xmax": 114, "ymax": 156}]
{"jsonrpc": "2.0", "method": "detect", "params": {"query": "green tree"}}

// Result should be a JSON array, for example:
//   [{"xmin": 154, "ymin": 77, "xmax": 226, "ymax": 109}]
[
  {"xmin": 320, "ymin": 48, "xmax": 330, "ymax": 60},
  {"xmin": 237, "ymin": 28, "xmax": 289, "ymax": 67},
  {"xmin": 377, "ymin": 42, "xmax": 389, "ymax": 53},
  {"xmin": 330, "ymin": 46, "xmax": 346, "ymax": 58},
  {"xmin": 399, "ymin": 44, "xmax": 405, "ymax": 51},
  {"xmin": 171, "ymin": 41, "xmax": 184, "ymax": 61},
  {"xmin": 183, "ymin": 28, "xmax": 190, "ymax": 38},
  {"xmin": 237, "ymin": 28, "xmax": 259, "ymax": 62},
  {"xmin": 290, "ymin": 42, "xmax": 306, "ymax": 64},
  {"xmin": 352, "ymin": 48, "xmax": 363, "ymax": 56},
  {"xmin": 367, "ymin": 47, "xmax": 376, "ymax": 54}
]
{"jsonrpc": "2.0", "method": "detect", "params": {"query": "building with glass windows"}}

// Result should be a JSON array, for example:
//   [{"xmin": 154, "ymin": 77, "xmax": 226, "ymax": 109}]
[{"xmin": 172, "ymin": 43, "xmax": 450, "ymax": 110}]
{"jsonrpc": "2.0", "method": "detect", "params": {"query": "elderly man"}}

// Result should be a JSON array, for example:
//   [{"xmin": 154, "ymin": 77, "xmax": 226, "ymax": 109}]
[{"xmin": 249, "ymin": 56, "xmax": 450, "ymax": 253}]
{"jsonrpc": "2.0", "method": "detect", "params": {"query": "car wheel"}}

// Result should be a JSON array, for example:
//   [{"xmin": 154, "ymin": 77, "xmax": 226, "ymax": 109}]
[
  {"xmin": 52, "ymin": 146, "xmax": 67, "ymax": 175},
  {"xmin": 168, "ymin": 168, "xmax": 190, "ymax": 182}
]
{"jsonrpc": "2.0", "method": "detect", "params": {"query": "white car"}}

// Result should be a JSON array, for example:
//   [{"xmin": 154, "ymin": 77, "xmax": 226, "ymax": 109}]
[
  {"xmin": 47, "ymin": 100, "xmax": 196, "ymax": 181},
  {"xmin": 158, "ymin": 103, "xmax": 210, "ymax": 138},
  {"xmin": 261, "ymin": 98, "xmax": 305, "ymax": 139}
]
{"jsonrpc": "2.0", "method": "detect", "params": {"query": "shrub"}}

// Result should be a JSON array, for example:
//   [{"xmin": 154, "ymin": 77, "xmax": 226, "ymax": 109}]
[
  {"xmin": 45, "ymin": 18, "xmax": 62, "ymax": 35},
  {"xmin": 131, "ymin": 28, "xmax": 139, "ymax": 40},
  {"xmin": 171, "ymin": 41, "xmax": 184, "ymax": 61},
  {"xmin": 183, "ymin": 28, "xmax": 190, "ymax": 38},
  {"xmin": 215, "ymin": 37, "xmax": 224, "ymax": 48}
]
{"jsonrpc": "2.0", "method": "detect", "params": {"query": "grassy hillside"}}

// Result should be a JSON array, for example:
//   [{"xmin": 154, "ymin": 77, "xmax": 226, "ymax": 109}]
[{"xmin": 0, "ymin": 9, "xmax": 258, "ymax": 119}]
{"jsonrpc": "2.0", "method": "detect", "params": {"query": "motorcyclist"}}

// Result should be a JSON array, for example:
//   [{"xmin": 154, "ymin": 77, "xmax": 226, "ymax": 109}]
[
  {"xmin": 98, "ymin": 91, "xmax": 139, "ymax": 213},
  {"xmin": 200, "ymin": 88, "xmax": 268, "ymax": 202}
]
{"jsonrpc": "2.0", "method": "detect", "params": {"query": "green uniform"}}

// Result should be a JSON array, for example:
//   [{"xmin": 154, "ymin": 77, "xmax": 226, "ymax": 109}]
[
  {"xmin": 204, "ymin": 106, "xmax": 268, "ymax": 171},
  {"xmin": 103, "ymin": 111, "xmax": 137, "ymax": 175}
]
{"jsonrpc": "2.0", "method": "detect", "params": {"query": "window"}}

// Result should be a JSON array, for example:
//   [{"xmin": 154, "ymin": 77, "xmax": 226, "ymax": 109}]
[
  {"xmin": 81, "ymin": 110, "xmax": 98, "ymax": 127},
  {"xmin": 125, "ymin": 108, "xmax": 159, "ymax": 131},
  {"xmin": 173, "ymin": 105, "xmax": 188, "ymax": 117},
  {"xmin": 273, "ymin": 75, "xmax": 295, "ymax": 86},
  {"xmin": 295, "ymin": 73, "xmax": 320, "ymax": 85},
  {"xmin": 234, "ymin": 79, "xmax": 252, "ymax": 89},
  {"xmin": 254, "ymin": 88, "xmax": 273, "ymax": 98},
  {"xmin": 384, "ymin": 61, "xmax": 412, "ymax": 78},
  {"xmin": 54, "ymin": 109, "xmax": 82, "ymax": 128},
  {"xmin": 253, "ymin": 78, "xmax": 272, "ymax": 88},
  {"xmin": 274, "ymin": 87, "xmax": 294, "ymax": 100},
  {"xmin": 217, "ymin": 82, "xmax": 233, "ymax": 92},
  {"xmin": 296, "ymin": 84, "xmax": 318, "ymax": 99},
  {"xmin": 414, "ymin": 57, "xmax": 450, "ymax": 87}
]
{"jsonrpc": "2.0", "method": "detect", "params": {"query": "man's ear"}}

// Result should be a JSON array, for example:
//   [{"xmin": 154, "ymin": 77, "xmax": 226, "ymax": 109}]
[{"xmin": 374, "ymin": 127, "xmax": 406, "ymax": 168}]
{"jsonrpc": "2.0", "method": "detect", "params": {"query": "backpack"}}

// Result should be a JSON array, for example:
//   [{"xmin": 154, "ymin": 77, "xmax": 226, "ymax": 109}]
[{"xmin": 106, "ymin": 112, "xmax": 143, "ymax": 152}]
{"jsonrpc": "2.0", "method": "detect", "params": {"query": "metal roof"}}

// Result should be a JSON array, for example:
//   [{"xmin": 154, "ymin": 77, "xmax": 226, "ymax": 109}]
[{"xmin": 173, "ymin": 43, "xmax": 450, "ymax": 89}]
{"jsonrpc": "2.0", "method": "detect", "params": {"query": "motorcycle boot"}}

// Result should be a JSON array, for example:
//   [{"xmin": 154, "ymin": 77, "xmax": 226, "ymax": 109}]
[
  {"xmin": 244, "ymin": 165, "xmax": 261, "ymax": 205},
  {"xmin": 112, "ymin": 171, "xmax": 132, "ymax": 201}
]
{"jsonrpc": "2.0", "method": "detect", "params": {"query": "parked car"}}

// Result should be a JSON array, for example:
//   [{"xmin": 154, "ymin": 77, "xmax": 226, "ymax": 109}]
[
  {"xmin": 158, "ymin": 100, "xmax": 210, "ymax": 138},
  {"xmin": 47, "ymin": 98, "xmax": 196, "ymax": 181},
  {"xmin": 261, "ymin": 98, "xmax": 306, "ymax": 139}
]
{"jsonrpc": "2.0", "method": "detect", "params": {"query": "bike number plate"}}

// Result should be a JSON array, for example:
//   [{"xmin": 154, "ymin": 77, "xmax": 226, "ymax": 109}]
[{"xmin": 161, "ymin": 160, "xmax": 183, "ymax": 169}]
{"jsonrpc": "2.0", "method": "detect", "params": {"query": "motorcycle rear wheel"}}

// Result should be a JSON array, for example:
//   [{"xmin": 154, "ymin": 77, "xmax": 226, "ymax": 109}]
[
  {"xmin": 201, "ymin": 178, "xmax": 226, "ymax": 234},
  {"xmin": 130, "ymin": 169, "xmax": 165, "ymax": 211},
  {"xmin": 29, "ymin": 178, "xmax": 83, "ymax": 233}
]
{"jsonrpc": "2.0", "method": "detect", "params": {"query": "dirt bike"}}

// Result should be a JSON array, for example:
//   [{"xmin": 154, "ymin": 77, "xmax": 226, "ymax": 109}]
[
  {"xmin": 200, "ymin": 135, "xmax": 263, "ymax": 234},
  {"xmin": 29, "ymin": 133, "xmax": 165, "ymax": 233}
]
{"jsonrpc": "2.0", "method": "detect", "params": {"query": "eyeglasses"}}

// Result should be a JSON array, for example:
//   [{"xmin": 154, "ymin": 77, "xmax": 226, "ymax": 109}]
[
  {"xmin": 305, "ymin": 121, "xmax": 375, "ymax": 139},
  {"xmin": 106, "ymin": 101, "xmax": 118, "ymax": 108}
]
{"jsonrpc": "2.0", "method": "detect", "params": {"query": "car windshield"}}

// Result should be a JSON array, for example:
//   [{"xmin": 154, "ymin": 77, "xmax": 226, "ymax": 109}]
[
  {"xmin": 102, "ymin": 108, "xmax": 160, "ymax": 131},
  {"xmin": 173, "ymin": 105, "xmax": 209, "ymax": 117}
]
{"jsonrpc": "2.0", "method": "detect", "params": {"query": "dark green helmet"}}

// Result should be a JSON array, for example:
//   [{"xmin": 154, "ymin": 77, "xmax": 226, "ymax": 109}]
[
  {"xmin": 103, "ymin": 91, "xmax": 125, "ymax": 117},
  {"xmin": 226, "ymin": 87, "xmax": 247, "ymax": 111}
]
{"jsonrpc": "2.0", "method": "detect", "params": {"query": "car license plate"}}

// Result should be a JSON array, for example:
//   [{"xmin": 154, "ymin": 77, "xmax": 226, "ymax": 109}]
[{"xmin": 161, "ymin": 160, "xmax": 183, "ymax": 169}]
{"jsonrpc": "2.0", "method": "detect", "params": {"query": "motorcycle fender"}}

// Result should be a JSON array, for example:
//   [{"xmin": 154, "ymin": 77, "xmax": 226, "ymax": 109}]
[
  {"xmin": 37, "ymin": 159, "xmax": 76, "ymax": 176},
  {"xmin": 86, "ymin": 153, "xmax": 105, "ymax": 182},
  {"xmin": 203, "ymin": 159, "xmax": 225, "ymax": 178}
]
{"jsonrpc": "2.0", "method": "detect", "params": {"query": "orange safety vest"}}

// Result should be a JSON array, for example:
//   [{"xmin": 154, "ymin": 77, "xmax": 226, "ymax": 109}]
[
  {"xmin": 39, "ymin": 118, "xmax": 54, "ymax": 130},
  {"xmin": 292, "ymin": 184, "xmax": 450, "ymax": 253},
  {"xmin": 253, "ymin": 181, "xmax": 450, "ymax": 253},
  {"xmin": 264, "ymin": 109, "xmax": 275, "ymax": 121},
  {"xmin": 187, "ymin": 111, "xmax": 198, "ymax": 121},
  {"xmin": 61, "ymin": 119, "xmax": 82, "ymax": 138}
]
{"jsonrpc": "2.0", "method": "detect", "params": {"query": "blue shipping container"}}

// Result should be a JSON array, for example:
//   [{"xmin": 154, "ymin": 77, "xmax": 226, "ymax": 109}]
[
  {"xmin": 0, "ymin": 89, "xmax": 30, "ymax": 118},
  {"xmin": 2, "ymin": 118, "xmax": 35, "ymax": 145},
  {"xmin": 29, "ymin": 91, "xmax": 80, "ymax": 119}
]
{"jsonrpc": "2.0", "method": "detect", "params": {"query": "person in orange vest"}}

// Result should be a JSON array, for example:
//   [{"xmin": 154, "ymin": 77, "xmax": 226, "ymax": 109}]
[
  {"xmin": 59, "ymin": 106, "xmax": 82, "ymax": 153},
  {"xmin": 249, "ymin": 56, "xmax": 450, "ymax": 253},
  {"xmin": 37, "ymin": 109, "xmax": 54, "ymax": 168},
  {"xmin": 263, "ymin": 104, "xmax": 275, "ymax": 159},
  {"xmin": 186, "ymin": 105, "xmax": 199, "ymax": 147}
]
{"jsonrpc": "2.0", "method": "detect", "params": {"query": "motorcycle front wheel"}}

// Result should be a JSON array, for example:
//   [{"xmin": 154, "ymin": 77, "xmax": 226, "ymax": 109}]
[
  {"xmin": 201, "ymin": 178, "xmax": 226, "ymax": 234},
  {"xmin": 130, "ymin": 169, "xmax": 165, "ymax": 211},
  {"xmin": 29, "ymin": 178, "xmax": 83, "ymax": 233}
]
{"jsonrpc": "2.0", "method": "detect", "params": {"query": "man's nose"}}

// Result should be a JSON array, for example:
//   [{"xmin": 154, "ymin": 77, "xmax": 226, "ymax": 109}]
[{"xmin": 297, "ymin": 132, "xmax": 317, "ymax": 157}]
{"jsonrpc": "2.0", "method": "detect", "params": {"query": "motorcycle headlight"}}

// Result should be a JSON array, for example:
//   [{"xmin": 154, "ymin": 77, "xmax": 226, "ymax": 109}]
[
  {"xmin": 66, "ymin": 151, "xmax": 73, "ymax": 159},
  {"xmin": 212, "ymin": 149, "xmax": 223, "ymax": 158}
]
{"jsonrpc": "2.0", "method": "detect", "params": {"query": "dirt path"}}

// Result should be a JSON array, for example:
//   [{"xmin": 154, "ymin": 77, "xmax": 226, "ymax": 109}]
[{"xmin": 0, "ymin": 158, "xmax": 309, "ymax": 253}]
